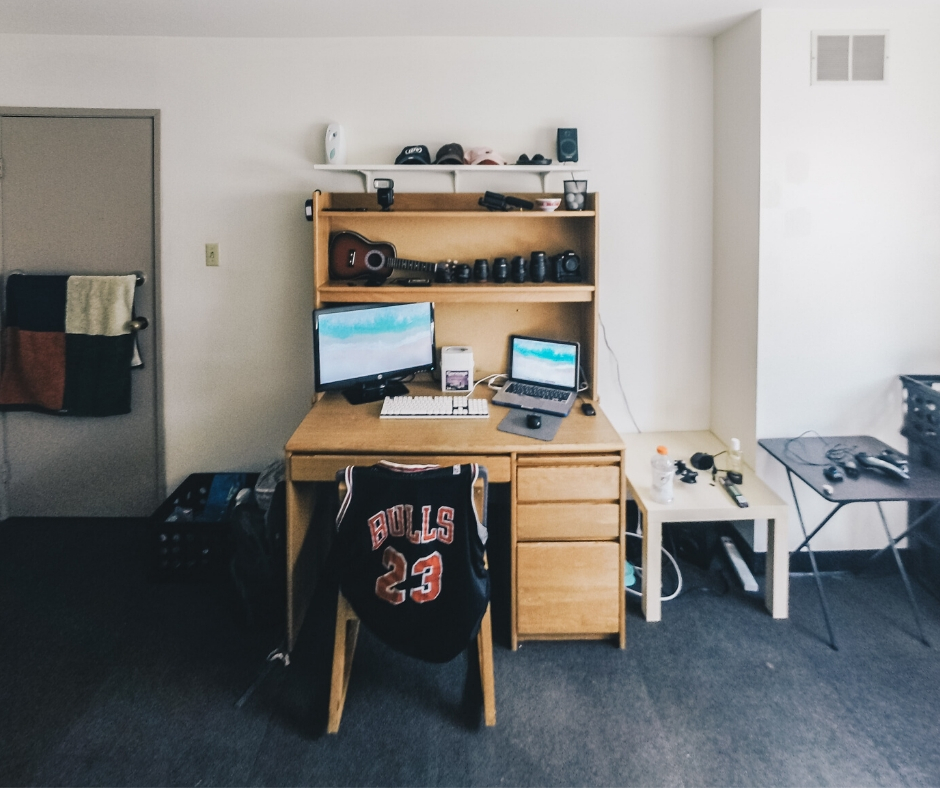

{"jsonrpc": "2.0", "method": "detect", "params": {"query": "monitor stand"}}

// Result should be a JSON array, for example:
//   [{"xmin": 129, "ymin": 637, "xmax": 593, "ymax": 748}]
[{"xmin": 342, "ymin": 379, "xmax": 408, "ymax": 405}]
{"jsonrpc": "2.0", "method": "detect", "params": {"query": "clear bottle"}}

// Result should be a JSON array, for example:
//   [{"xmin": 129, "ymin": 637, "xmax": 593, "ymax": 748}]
[
  {"xmin": 728, "ymin": 438, "xmax": 743, "ymax": 474},
  {"xmin": 650, "ymin": 445, "xmax": 674, "ymax": 504}
]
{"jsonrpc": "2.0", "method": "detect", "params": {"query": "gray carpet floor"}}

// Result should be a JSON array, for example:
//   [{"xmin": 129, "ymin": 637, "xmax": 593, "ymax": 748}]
[{"xmin": 2, "ymin": 517, "xmax": 940, "ymax": 787}]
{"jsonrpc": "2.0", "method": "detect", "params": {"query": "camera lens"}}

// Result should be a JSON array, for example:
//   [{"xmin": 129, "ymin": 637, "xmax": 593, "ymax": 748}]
[
  {"xmin": 455, "ymin": 263, "xmax": 471, "ymax": 283},
  {"xmin": 530, "ymin": 251, "xmax": 547, "ymax": 283},
  {"xmin": 511, "ymin": 255, "xmax": 527, "ymax": 283},
  {"xmin": 492, "ymin": 257, "xmax": 508, "ymax": 283},
  {"xmin": 473, "ymin": 259, "xmax": 489, "ymax": 282}
]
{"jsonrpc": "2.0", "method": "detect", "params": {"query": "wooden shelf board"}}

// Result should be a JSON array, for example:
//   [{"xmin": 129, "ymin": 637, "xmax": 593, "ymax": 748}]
[
  {"xmin": 318, "ymin": 282, "xmax": 595, "ymax": 303},
  {"xmin": 320, "ymin": 210, "xmax": 596, "ymax": 218}
]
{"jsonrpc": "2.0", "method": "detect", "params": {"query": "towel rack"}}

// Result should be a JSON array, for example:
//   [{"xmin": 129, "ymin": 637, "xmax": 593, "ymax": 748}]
[{"xmin": 6, "ymin": 269, "xmax": 145, "ymax": 286}]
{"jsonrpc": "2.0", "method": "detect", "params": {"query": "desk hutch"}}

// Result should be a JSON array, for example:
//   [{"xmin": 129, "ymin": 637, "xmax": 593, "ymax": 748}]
[{"xmin": 285, "ymin": 192, "xmax": 626, "ymax": 651}]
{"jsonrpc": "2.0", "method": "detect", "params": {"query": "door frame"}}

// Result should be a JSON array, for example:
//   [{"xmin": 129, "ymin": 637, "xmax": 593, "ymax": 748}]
[{"xmin": 0, "ymin": 107, "xmax": 165, "ymax": 519}]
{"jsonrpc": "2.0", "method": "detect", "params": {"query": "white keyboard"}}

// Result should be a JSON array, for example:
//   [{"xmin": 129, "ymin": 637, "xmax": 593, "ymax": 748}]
[{"xmin": 380, "ymin": 395, "xmax": 490, "ymax": 419}]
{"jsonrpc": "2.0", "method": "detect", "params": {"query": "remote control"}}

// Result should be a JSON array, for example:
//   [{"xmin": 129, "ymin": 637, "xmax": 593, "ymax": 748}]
[{"xmin": 721, "ymin": 475, "xmax": 749, "ymax": 508}]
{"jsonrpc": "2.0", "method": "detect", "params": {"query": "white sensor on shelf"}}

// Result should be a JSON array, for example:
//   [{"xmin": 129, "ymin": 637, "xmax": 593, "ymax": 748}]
[{"xmin": 325, "ymin": 123, "xmax": 347, "ymax": 166}]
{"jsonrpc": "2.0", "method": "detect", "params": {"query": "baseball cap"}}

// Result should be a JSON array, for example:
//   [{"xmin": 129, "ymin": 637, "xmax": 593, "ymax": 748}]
[
  {"xmin": 434, "ymin": 143, "xmax": 465, "ymax": 165},
  {"xmin": 395, "ymin": 145, "xmax": 432, "ymax": 165},
  {"xmin": 465, "ymin": 147, "xmax": 506, "ymax": 165}
]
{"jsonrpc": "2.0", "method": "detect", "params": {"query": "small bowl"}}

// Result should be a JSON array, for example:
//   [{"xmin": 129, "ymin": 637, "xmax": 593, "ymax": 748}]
[{"xmin": 534, "ymin": 197, "xmax": 561, "ymax": 212}]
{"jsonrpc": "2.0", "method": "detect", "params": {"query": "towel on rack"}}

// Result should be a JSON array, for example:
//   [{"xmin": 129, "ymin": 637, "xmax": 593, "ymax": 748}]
[{"xmin": 0, "ymin": 273, "xmax": 139, "ymax": 416}]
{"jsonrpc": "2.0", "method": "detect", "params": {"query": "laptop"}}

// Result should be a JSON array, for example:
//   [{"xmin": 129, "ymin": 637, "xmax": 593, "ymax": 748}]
[{"xmin": 492, "ymin": 335, "xmax": 580, "ymax": 417}]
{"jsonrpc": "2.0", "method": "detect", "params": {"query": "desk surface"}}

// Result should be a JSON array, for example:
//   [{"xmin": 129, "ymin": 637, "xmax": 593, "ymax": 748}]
[
  {"xmin": 622, "ymin": 430, "xmax": 787, "ymax": 521},
  {"xmin": 287, "ymin": 379, "xmax": 625, "ymax": 456},
  {"xmin": 760, "ymin": 435, "xmax": 940, "ymax": 503}
]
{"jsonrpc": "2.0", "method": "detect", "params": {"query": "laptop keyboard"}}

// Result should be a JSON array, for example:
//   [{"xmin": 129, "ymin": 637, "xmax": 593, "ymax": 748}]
[{"xmin": 505, "ymin": 382, "xmax": 570, "ymax": 402}]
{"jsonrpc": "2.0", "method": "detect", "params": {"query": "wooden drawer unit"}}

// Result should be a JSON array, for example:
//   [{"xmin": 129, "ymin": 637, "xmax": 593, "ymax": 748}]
[
  {"xmin": 516, "ymin": 542, "xmax": 621, "ymax": 636},
  {"xmin": 517, "ymin": 502, "xmax": 620, "ymax": 541},
  {"xmin": 516, "ymin": 457, "xmax": 620, "ymax": 503},
  {"xmin": 512, "ymin": 454, "xmax": 625, "ymax": 647}
]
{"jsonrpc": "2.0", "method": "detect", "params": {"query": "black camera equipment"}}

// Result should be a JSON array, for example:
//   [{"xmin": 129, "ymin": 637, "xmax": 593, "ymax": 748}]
[
  {"xmin": 436, "ymin": 262, "xmax": 453, "ymax": 283},
  {"xmin": 530, "ymin": 251, "xmax": 548, "ymax": 283},
  {"xmin": 492, "ymin": 257, "xmax": 509, "ymax": 283},
  {"xmin": 478, "ymin": 191, "xmax": 535, "ymax": 211},
  {"xmin": 674, "ymin": 460, "xmax": 698, "ymax": 484},
  {"xmin": 551, "ymin": 250, "xmax": 582, "ymax": 283},
  {"xmin": 474, "ymin": 259, "xmax": 489, "ymax": 282},
  {"xmin": 455, "ymin": 263, "xmax": 472, "ymax": 283},
  {"xmin": 511, "ymin": 255, "xmax": 528, "ymax": 283},
  {"xmin": 374, "ymin": 178, "xmax": 394, "ymax": 211}
]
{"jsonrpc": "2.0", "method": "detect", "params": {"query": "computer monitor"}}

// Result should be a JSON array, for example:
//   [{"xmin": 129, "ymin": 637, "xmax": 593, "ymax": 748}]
[{"xmin": 313, "ymin": 302, "xmax": 436, "ymax": 404}]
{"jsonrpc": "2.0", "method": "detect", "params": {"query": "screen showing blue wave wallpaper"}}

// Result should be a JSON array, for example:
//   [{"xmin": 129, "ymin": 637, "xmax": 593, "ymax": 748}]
[
  {"xmin": 315, "ymin": 302, "xmax": 435, "ymax": 387},
  {"xmin": 512, "ymin": 337, "xmax": 578, "ymax": 388}
]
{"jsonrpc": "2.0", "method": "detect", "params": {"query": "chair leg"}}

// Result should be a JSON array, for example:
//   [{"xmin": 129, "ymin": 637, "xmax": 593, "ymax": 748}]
[
  {"xmin": 328, "ymin": 593, "xmax": 360, "ymax": 734},
  {"xmin": 476, "ymin": 602, "xmax": 496, "ymax": 726}
]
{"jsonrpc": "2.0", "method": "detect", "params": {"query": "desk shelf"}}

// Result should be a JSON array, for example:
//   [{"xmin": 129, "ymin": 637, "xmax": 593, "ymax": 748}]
[
  {"xmin": 319, "ymin": 282, "xmax": 595, "ymax": 304},
  {"xmin": 311, "ymin": 191, "xmax": 601, "ymax": 399},
  {"xmin": 322, "ymin": 210, "xmax": 596, "ymax": 219}
]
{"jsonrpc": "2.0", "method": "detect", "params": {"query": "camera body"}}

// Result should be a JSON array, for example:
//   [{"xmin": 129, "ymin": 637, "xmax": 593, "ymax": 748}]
[
  {"xmin": 552, "ymin": 250, "xmax": 582, "ymax": 283},
  {"xmin": 374, "ymin": 178, "xmax": 394, "ymax": 211}
]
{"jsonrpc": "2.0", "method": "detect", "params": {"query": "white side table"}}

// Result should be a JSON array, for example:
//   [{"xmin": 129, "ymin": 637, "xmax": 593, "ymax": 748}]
[{"xmin": 622, "ymin": 431, "xmax": 789, "ymax": 622}]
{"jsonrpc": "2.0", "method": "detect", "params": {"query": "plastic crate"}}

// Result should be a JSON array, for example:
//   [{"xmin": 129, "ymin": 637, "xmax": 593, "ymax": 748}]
[
  {"xmin": 150, "ymin": 472, "xmax": 258, "ymax": 580},
  {"xmin": 900, "ymin": 375, "xmax": 940, "ymax": 455}
]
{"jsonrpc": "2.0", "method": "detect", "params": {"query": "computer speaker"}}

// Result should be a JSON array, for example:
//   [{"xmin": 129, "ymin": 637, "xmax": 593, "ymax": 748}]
[{"xmin": 557, "ymin": 128, "xmax": 578, "ymax": 163}]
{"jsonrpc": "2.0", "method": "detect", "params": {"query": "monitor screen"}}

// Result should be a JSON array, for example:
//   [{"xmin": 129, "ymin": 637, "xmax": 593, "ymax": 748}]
[
  {"xmin": 314, "ymin": 302, "xmax": 435, "ymax": 402},
  {"xmin": 510, "ymin": 336, "xmax": 579, "ymax": 389}
]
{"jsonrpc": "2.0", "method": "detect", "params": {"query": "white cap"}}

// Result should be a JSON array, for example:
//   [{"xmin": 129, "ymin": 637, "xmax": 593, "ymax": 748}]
[{"xmin": 731, "ymin": 438, "xmax": 741, "ymax": 451}]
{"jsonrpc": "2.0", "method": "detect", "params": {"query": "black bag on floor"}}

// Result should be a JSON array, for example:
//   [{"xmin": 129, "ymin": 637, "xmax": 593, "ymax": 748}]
[{"xmin": 230, "ymin": 480, "xmax": 286, "ymax": 630}]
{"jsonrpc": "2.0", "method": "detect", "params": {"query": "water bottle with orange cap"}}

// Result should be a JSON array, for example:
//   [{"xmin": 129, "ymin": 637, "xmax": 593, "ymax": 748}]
[{"xmin": 650, "ymin": 445, "xmax": 674, "ymax": 504}]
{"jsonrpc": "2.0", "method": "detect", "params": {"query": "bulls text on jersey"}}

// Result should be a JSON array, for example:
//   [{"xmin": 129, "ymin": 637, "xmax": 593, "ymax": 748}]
[{"xmin": 367, "ymin": 504, "xmax": 455, "ymax": 551}]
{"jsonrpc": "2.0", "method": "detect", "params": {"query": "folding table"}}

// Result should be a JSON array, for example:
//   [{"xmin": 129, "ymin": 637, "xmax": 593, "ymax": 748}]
[{"xmin": 760, "ymin": 434, "xmax": 940, "ymax": 650}]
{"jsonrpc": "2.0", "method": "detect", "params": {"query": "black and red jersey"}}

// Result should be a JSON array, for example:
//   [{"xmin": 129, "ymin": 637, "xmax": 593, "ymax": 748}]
[{"xmin": 334, "ymin": 461, "xmax": 490, "ymax": 663}]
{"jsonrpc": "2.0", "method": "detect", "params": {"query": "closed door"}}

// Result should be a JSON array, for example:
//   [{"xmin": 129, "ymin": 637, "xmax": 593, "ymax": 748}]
[{"xmin": 0, "ymin": 112, "xmax": 161, "ymax": 517}]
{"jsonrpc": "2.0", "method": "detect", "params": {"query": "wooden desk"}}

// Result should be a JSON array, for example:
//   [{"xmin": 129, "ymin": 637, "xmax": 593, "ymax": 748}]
[
  {"xmin": 622, "ymin": 431, "xmax": 789, "ymax": 623},
  {"xmin": 285, "ymin": 380, "xmax": 626, "ymax": 651}
]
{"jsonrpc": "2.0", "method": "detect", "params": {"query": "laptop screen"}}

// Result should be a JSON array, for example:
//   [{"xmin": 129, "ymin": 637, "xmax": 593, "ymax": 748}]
[{"xmin": 510, "ymin": 336, "xmax": 579, "ymax": 389}]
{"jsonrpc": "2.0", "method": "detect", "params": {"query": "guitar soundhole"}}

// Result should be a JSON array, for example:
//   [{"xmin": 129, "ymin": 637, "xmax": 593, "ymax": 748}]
[{"xmin": 364, "ymin": 250, "xmax": 385, "ymax": 271}]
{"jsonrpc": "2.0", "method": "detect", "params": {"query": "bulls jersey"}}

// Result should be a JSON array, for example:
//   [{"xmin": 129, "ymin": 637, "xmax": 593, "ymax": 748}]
[{"xmin": 334, "ymin": 461, "xmax": 490, "ymax": 663}]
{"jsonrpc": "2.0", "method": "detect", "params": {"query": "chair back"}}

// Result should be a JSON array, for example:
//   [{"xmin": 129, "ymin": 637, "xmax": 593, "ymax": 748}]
[{"xmin": 334, "ymin": 461, "xmax": 490, "ymax": 663}]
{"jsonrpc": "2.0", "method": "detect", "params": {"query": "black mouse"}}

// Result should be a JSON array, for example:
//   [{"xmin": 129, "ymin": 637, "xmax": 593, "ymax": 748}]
[
  {"xmin": 526, "ymin": 413, "xmax": 542, "ymax": 429},
  {"xmin": 581, "ymin": 402, "xmax": 596, "ymax": 416},
  {"xmin": 824, "ymin": 465, "xmax": 844, "ymax": 482}
]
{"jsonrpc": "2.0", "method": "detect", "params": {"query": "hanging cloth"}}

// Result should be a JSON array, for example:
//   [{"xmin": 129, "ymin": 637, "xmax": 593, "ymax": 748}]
[{"xmin": 0, "ymin": 273, "xmax": 138, "ymax": 416}]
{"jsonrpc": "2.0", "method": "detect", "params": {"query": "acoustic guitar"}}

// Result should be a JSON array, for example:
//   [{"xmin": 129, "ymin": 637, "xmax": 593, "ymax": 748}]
[{"xmin": 328, "ymin": 231, "xmax": 441, "ymax": 281}]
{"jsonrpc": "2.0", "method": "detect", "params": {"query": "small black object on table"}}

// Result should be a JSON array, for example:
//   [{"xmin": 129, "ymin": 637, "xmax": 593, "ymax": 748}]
[{"xmin": 760, "ymin": 434, "xmax": 940, "ymax": 650}]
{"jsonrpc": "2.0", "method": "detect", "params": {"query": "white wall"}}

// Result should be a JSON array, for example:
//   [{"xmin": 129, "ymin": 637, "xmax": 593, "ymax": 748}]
[
  {"xmin": 757, "ymin": 8, "xmax": 940, "ymax": 550},
  {"xmin": 0, "ymin": 34, "xmax": 714, "ymax": 491},
  {"xmin": 712, "ymin": 12, "xmax": 761, "ymax": 460}
]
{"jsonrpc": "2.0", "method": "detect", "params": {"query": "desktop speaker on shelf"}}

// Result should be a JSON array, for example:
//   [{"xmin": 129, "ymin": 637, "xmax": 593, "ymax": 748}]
[
  {"xmin": 557, "ymin": 128, "xmax": 579, "ymax": 163},
  {"xmin": 441, "ymin": 346, "xmax": 473, "ymax": 393}
]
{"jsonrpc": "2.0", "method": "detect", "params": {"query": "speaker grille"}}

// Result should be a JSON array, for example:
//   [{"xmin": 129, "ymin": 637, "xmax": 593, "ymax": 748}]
[{"xmin": 813, "ymin": 32, "xmax": 887, "ymax": 83}]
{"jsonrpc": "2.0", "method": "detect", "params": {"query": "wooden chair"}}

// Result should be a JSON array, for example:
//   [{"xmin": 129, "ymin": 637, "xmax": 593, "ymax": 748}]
[{"xmin": 328, "ymin": 469, "xmax": 495, "ymax": 734}]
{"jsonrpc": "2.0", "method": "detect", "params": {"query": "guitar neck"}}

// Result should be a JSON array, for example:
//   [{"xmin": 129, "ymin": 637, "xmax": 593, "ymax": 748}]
[{"xmin": 389, "ymin": 257, "xmax": 438, "ymax": 274}]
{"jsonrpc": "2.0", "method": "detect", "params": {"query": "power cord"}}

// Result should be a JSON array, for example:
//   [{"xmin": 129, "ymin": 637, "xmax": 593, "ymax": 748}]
[
  {"xmin": 599, "ymin": 312, "xmax": 642, "ymax": 433},
  {"xmin": 625, "ymin": 531, "xmax": 683, "ymax": 602},
  {"xmin": 783, "ymin": 430, "xmax": 858, "ymax": 467}
]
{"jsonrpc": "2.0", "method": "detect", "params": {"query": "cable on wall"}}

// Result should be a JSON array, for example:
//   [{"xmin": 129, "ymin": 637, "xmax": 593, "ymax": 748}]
[{"xmin": 598, "ymin": 311, "xmax": 642, "ymax": 433}]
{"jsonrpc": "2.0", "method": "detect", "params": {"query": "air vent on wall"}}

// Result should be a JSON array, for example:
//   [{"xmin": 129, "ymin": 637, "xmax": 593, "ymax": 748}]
[{"xmin": 812, "ymin": 32, "xmax": 887, "ymax": 83}]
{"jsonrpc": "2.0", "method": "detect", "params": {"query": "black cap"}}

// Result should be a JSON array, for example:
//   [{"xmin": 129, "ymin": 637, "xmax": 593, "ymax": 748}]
[
  {"xmin": 434, "ymin": 143, "xmax": 465, "ymax": 165},
  {"xmin": 395, "ymin": 145, "xmax": 432, "ymax": 165}
]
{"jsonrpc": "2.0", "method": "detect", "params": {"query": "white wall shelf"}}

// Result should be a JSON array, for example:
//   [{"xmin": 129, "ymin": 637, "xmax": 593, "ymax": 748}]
[{"xmin": 312, "ymin": 163, "xmax": 589, "ymax": 193}]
